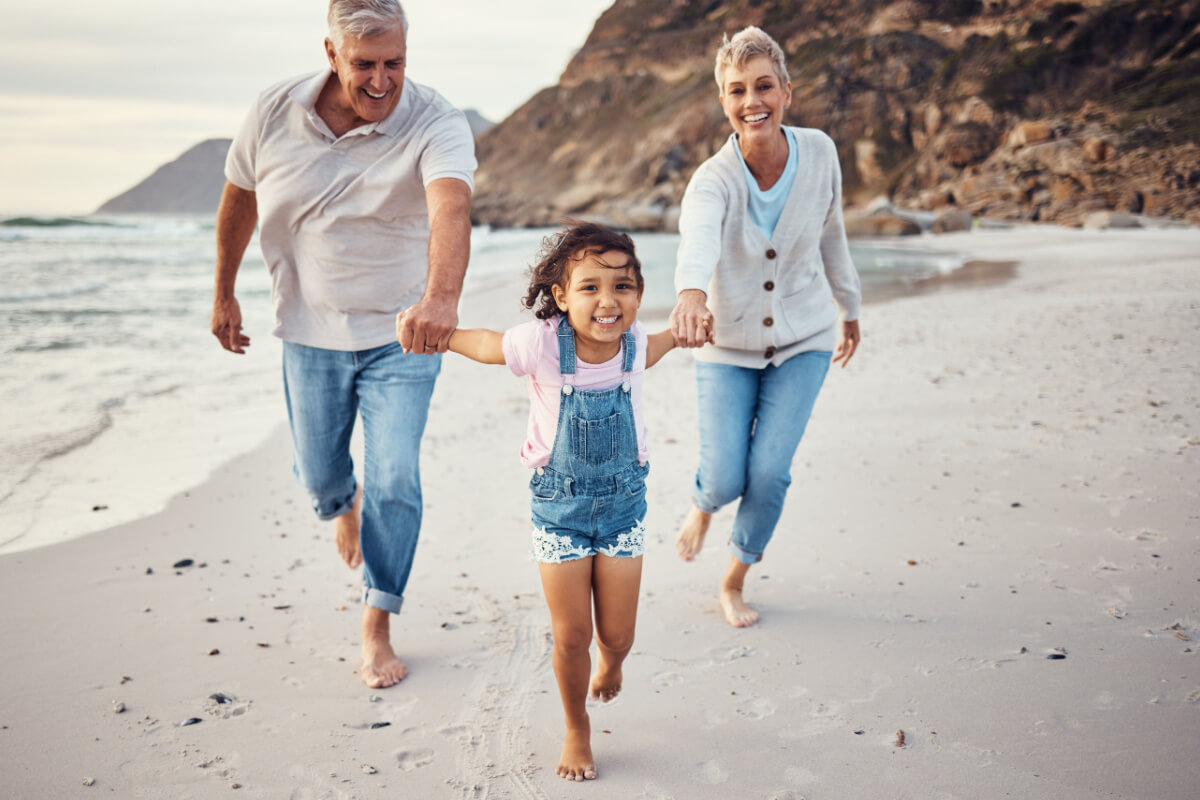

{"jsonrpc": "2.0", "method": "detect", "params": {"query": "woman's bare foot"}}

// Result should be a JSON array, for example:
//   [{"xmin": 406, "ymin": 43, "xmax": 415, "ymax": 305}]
[
  {"xmin": 720, "ymin": 587, "xmax": 759, "ymax": 627},
  {"xmin": 720, "ymin": 556, "xmax": 759, "ymax": 627},
  {"xmin": 675, "ymin": 507, "xmax": 712, "ymax": 561},
  {"xmin": 335, "ymin": 487, "xmax": 363, "ymax": 569},
  {"xmin": 556, "ymin": 719, "xmax": 596, "ymax": 781},
  {"xmin": 589, "ymin": 659, "xmax": 623, "ymax": 703},
  {"xmin": 361, "ymin": 607, "xmax": 407, "ymax": 688}
]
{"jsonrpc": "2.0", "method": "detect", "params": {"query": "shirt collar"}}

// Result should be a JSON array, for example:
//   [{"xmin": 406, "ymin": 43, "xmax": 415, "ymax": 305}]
[{"xmin": 287, "ymin": 69, "xmax": 410, "ymax": 139}]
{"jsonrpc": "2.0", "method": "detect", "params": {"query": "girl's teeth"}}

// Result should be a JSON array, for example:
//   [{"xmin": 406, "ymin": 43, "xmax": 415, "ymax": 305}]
[{"xmin": 595, "ymin": 316, "xmax": 618, "ymax": 323}]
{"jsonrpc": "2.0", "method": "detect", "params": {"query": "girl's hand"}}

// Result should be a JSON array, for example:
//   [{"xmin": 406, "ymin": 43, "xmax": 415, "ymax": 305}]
[
  {"xmin": 670, "ymin": 289, "xmax": 715, "ymax": 348},
  {"xmin": 833, "ymin": 319, "xmax": 860, "ymax": 368}
]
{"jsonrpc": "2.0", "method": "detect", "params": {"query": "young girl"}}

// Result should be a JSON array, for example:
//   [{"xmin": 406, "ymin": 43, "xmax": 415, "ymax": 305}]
[{"xmin": 405, "ymin": 223, "xmax": 674, "ymax": 781}]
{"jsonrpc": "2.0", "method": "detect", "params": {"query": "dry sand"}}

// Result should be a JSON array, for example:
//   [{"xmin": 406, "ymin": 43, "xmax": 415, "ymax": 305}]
[{"xmin": 1, "ymin": 226, "xmax": 1197, "ymax": 799}]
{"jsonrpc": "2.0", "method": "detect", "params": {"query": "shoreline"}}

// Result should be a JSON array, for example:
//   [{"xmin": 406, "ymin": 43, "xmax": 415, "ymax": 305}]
[{"xmin": 2, "ymin": 225, "xmax": 1198, "ymax": 797}]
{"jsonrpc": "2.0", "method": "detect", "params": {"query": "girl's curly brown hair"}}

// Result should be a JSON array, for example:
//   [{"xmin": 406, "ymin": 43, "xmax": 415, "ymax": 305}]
[{"xmin": 522, "ymin": 222, "xmax": 644, "ymax": 320}]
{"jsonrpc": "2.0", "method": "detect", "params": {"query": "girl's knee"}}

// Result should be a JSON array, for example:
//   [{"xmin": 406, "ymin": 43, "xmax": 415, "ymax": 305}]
[
  {"xmin": 595, "ymin": 628, "xmax": 635, "ymax": 654},
  {"xmin": 553, "ymin": 624, "xmax": 593, "ymax": 654}
]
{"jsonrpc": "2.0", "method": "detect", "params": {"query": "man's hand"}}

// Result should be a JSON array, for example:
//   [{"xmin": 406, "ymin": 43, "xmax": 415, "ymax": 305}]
[
  {"xmin": 211, "ymin": 295, "xmax": 250, "ymax": 354},
  {"xmin": 397, "ymin": 296, "xmax": 458, "ymax": 354},
  {"xmin": 669, "ymin": 289, "xmax": 715, "ymax": 348},
  {"xmin": 833, "ymin": 318, "xmax": 860, "ymax": 368}
]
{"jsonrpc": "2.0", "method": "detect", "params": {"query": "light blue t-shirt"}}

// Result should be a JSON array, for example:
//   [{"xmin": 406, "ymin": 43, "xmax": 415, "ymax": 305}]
[{"xmin": 734, "ymin": 127, "xmax": 798, "ymax": 239}]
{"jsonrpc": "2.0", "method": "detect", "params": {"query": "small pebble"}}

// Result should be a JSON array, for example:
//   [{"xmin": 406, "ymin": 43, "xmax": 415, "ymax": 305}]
[
  {"xmin": 112, "ymin": 701, "xmax": 126, "ymax": 714},
  {"xmin": 369, "ymin": 722, "xmax": 390, "ymax": 729},
  {"xmin": 145, "ymin": 567, "xmax": 153, "ymax": 575},
  {"xmin": 173, "ymin": 558, "xmax": 194, "ymax": 568},
  {"xmin": 1010, "ymin": 502, "xmax": 1022, "ymax": 508},
  {"xmin": 82, "ymin": 777, "xmax": 96, "ymax": 786},
  {"xmin": 91, "ymin": 505, "xmax": 108, "ymax": 512},
  {"xmin": 120, "ymin": 676, "xmax": 133, "ymax": 685},
  {"xmin": 369, "ymin": 695, "xmax": 382, "ymax": 703},
  {"xmin": 180, "ymin": 717, "xmax": 203, "ymax": 727},
  {"xmin": 361, "ymin": 764, "xmax": 378, "ymax": 775},
  {"xmin": 209, "ymin": 693, "xmax": 232, "ymax": 704},
  {"xmin": 205, "ymin": 617, "xmax": 219, "ymax": 623},
  {"xmin": 854, "ymin": 729, "xmax": 865, "ymax": 735},
  {"xmin": 209, "ymin": 649, "xmax": 220, "ymax": 656},
  {"xmin": 231, "ymin": 783, "xmax": 241, "ymax": 789}
]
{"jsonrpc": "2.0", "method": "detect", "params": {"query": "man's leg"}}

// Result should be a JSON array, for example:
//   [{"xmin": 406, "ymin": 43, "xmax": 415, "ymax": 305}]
[
  {"xmin": 282, "ymin": 342, "xmax": 360, "ymax": 564},
  {"xmin": 355, "ymin": 343, "xmax": 441, "ymax": 687}
]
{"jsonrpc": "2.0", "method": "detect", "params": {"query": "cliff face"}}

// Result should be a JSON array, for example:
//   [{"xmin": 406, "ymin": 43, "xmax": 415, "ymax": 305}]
[{"xmin": 472, "ymin": 0, "xmax": 1200, "ymax": 229}]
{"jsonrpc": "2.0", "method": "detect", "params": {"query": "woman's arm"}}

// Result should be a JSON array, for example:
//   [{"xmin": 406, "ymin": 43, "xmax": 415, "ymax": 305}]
[
  {"xmin": 645, "ymin": 329, "xmax": 677, "ymax": 368},
  {"xmin": 447, "ymin": 329, "xmax": 506, "ymax": 364}
]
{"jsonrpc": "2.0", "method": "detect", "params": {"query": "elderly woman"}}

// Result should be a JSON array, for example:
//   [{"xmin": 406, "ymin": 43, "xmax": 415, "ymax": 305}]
[{"xmin": 669, "ymin": 26, "xmax": 861, "ymax": 627}]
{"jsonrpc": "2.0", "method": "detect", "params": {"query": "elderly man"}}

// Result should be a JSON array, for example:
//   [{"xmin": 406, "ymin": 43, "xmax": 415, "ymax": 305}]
[{"xmin": 210, "ymin": 0, "xmax": 475, "ymax": 688}]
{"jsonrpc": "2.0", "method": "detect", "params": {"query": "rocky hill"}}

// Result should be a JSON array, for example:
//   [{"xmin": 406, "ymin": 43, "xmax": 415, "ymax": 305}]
[
  {"xmin": 472, "ymin": 0, "xmax": 1200, "ymax": 230},
  {"xmin": 96, "ymin": 139, "xmax": 232, "ymax": 216}
]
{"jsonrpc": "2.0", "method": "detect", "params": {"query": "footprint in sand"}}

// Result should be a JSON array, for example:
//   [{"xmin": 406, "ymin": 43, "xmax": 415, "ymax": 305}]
[
  {"xmin": 651, "ymin": 671, "xmax": 682, "ymax": 689},
  {"xmin": 634, "ymin": 784, "xmax": 675, "ymax": 800},
  {"xmin": 706, "ymin": 645, "xmax": 756, "ymax": 665},
  {"xmin": 394, "ymin": 748, "xmax": 435, "ymax": 771},
  {"xmin": 697, "ymin": 760, "xmax": 729, "ymax": 784},
  {"xmin": 735, "ymin": 696, "xmax": 776, "ymax": 720}
]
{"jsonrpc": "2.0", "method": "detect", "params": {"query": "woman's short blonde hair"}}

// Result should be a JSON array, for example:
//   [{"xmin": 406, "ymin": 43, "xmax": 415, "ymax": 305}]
[{"xmin": 714, "ymin": 26, "xmax": 790, "ymax": 92}]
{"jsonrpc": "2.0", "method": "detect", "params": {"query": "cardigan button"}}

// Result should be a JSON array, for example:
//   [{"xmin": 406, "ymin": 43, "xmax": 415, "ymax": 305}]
[
  {"xmin": 763, "ymin": 317, "xmax": 774, "ymax": 327},
  {"xmin": 764, "ymin": 346, "xmax": 776, "ymax": 358},
  {"xmin": 764, "ymin": 280, "xmax": 775, "ymax": 291},
  {"xmin": 766, "ymin": 249, "xmax": 777, "ymax": 259}
]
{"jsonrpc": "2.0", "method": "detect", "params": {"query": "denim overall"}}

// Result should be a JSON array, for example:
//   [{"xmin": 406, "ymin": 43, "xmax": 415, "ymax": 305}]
[{"xmin": 529, "ymin": 317, "xmax": 649, "ymax": 564}]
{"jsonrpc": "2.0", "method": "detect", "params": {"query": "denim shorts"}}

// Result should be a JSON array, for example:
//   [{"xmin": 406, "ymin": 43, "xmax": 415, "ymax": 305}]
[{"xmin": 529, "ymin": 462, "xmax": 649, "ymax": 563}]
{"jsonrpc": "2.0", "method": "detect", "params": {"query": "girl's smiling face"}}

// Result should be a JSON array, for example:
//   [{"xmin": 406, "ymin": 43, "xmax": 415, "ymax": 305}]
[{"xmin": 552, "ymin": 250, "xmax": 642, "ymax": 364}]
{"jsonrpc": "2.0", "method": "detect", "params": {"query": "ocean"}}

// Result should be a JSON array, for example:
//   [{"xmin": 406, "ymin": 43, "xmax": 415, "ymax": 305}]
[{"xmin": 0, "ymin": 216, "xmax": 963, "ymax": 554}]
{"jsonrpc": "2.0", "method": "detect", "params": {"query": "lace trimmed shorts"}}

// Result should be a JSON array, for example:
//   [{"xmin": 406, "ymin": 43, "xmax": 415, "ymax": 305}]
[{"xmin": 528, "ymin": 463, "xmax": 648, "ymax": 564}]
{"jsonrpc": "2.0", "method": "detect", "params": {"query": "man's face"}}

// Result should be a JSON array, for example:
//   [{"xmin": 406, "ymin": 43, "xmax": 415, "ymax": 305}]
[{"xmin": 324, "ymin": 26, "xmax": 406, "ymax": 124}]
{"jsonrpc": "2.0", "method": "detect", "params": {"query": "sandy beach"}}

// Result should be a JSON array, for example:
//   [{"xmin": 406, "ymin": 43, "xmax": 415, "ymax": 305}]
[{"xmin": 1, "ymin": 225, "xmax": 1197, "ymax": 799}]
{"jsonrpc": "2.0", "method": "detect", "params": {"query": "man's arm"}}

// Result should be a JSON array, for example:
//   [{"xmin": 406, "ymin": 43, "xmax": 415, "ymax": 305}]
[
  {"xmin": 211, "ymin": 181, "xmax": 258, "ymax": 353},
  {"xmin": 396, "ymin": 177, "xmax": 472, "ymax": 355}
]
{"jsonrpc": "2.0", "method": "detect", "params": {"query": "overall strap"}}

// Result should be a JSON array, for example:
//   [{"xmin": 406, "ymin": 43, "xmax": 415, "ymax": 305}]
[
  {"xmin": 621, "ymin": 328, "xmax": 637, "ymax": 373},
  {"xmin": 556, "ymin": 316, "xmax": 577, "ymax": 388}
]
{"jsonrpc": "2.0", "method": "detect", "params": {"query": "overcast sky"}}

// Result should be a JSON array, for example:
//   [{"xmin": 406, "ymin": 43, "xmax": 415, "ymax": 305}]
[{"xmin": 0, "ymin": 0, "xmax": 613, "ymax": 215}]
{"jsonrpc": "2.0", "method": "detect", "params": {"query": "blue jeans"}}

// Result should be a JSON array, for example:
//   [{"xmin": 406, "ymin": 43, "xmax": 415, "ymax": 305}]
[
  {"xmin": 282, "ymin": 341, "xmax": 441, "ymax": 613},
  {"xmin": 692, "ymin": 351, "xmax": 831, "ymax": 564}
]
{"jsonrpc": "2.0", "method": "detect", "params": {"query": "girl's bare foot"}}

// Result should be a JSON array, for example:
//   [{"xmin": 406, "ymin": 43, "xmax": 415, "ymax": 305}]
[
  {"xmin": 589, "ymin": 659, "xmax": 623, "ymax": 703},
  {"xmin": 335, "ymin": 486, "xmax": 363, "ymax": 569},
  {"xmin": 556, "ymin": 719, "xmax": 596, "ymax": 781},
  {"xmin": 675, "ymin": 507, "xmax": 712, "ymax": 561},
  {"xmin": 720, "ymin": 587, "xmax": 759, "ymax": 627},
  {"xmin": 361, "ymin": 607, "xmax": 407, "ymax": 688}
]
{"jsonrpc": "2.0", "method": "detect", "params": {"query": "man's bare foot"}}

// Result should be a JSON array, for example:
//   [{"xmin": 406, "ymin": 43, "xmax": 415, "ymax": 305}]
[
  {"xmin": 556, "ymin": 720, "xmax": 596, "ymax": 781},
  {"xmin": 720, "ymin": 587, "xmax": 759, "ymax": 628},
  {"xmin": 589, "ymin": 660, "xmax": 623, "ymax": 703},
  {"xmin": 675, "ymin": 507, "xmax": 712, "ymax": 561},
  {"xmin": 335, "ymin": 486, "xmax": 363, "ymax": 569},
  {"xmin": 361, "ymin": 607, "xmax": 406, "ymax": 688}
]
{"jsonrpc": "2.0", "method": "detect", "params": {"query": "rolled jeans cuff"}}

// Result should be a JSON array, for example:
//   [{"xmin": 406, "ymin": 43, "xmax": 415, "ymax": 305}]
[
  {"xmin": 363, "ymin": 586, "xmax": 404, "ymax": 615},
  {"xmin": 728, "ymin": 538, "xmax": 763, "ymax": 565}
]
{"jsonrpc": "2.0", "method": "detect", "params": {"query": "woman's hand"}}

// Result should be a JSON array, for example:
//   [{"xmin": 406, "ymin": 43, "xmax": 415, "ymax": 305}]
[
  {"xmin": 670, "ymin": 289, "xmax": 716, "ymax": 348},
  {"xmin": 833, "ymin": 318, "xmax": 860, "ymax": 367}
]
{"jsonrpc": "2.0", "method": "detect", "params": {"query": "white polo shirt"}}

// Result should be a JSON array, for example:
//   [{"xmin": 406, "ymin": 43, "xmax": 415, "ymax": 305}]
[{"xmin": 226, "ymin": 70, "xmax": 477, "ymax": 350}]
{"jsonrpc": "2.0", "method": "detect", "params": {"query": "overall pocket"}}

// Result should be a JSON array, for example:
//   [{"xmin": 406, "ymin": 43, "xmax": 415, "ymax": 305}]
[{"xmin": 569, "ymin": 413, "xmax": 622, "ymax": 466}]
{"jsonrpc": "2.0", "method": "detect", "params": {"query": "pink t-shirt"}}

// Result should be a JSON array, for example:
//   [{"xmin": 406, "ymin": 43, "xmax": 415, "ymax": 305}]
[{"xmin": 502, "ymin": 317, "xmax": 649, "ymax": 469}]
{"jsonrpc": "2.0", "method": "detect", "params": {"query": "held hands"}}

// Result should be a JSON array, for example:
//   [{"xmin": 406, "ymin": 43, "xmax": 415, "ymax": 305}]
[
  {"xmin": 833, "ymin": 318, "xmax": 860, "ymax": 368},
  {"xmin": 670, "ymin": 289, "xmax": 715, "ymax": 349},
  {"xmin": 396, "ymin": 295, "xmax": 458, "ymax": 354},
  {"xmin": 211, "ymin": 295, "xmax": 250, "ymax": 354}
]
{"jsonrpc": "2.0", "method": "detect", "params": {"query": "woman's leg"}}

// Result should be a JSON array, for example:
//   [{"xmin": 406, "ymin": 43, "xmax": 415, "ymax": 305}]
[
  {"xmin": 728, "ymin": 350, "xmax": 831, "ymax": 563},
  {"xmin": 539, "ymin": 557, "xmax": 598, "ymax": 781},
  {"xmin": 589, "ymin": 554, "xmax": 643, "ymax": 702},
  {"xmin": 677, "ymin": 361, "xmax": 759, "ymax": 559}
]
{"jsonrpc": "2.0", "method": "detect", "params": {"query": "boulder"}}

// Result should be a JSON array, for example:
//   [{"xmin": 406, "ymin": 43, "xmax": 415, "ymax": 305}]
[
  {"xmin": 932, "ymin": 208, "xmax": 973, "ymax": 233},
  {"xmin": 843, "ymin": 212, "xmax": 922, "ymax": 237},
  {"xmin": 1008, "ymin": 121, "xmax": 1053, "ymax": 147},
  {"xmin": 1083, "ymin": 211, "xmax": 1142, "ymax": 230},
  {"xmin": 1082, "ymin": 137, "xmax": 1113, "ymax": 163}
]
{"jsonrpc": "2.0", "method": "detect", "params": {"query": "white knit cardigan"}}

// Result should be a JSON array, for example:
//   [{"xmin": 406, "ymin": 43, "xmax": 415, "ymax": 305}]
[{"xmin": 674, "ymin": 127, "xmax": 861, "ymax": 367}]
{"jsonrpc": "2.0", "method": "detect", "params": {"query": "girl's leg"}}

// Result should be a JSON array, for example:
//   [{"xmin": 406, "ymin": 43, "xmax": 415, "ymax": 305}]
[
  {"xmin": 539, "ymin": 557, "xmax": 598, "ymax": 781},
  {"xmin": 589, "ymin": 555, "xmax": 643, "ymax": 702},
  {"xmin": 677, "ymin": 362, "xmax": 759, "ymax": 559}
]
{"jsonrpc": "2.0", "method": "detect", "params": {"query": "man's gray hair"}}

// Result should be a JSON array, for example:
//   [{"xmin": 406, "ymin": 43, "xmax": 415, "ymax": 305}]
[
  {"xmin": 714, "ymin": 26, "xmax": 790, "ymax": 92},
  {"xmin": 328, "ymin": 0, "xmax": 408, "ymax": 47}
]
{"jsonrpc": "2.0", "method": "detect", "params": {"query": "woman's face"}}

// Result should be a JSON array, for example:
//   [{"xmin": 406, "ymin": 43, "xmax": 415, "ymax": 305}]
[{"xmin": 719, "ymin": 55, "xmax": 792, "ymax": 147}]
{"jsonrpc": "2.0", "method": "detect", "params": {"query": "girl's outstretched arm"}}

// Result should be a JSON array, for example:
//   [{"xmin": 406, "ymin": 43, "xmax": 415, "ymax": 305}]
[
  {"xmin": 645, "ymin": 329, "xmax": 678, "ymax": 368},
  {"xmin": 448, "ymin": 328, "xmax": 506, "ymax": 364}
]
